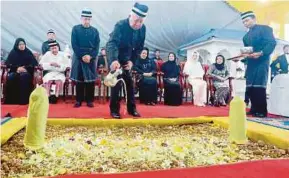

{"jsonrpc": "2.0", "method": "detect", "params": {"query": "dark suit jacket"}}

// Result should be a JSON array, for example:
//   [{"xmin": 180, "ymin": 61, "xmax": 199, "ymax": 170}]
[
  {"xmin": 242, "ymin": 24, "xmax": 276, "ymax": 88},
  {"xmin": 270, "ymin": 54, "xmax": 288, "ymax": 74},
  {"xmin": 106, "ymin": 18, "xmax": 146, "ymax": 65}
]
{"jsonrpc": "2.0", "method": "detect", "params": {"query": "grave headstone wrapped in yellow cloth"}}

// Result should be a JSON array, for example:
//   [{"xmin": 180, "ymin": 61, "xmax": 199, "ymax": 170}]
[
  {"xmin": 229, "ymin": 96, "xmax": 247, "ymax": 144},
  {"xmin": 24, "ymin": 86, "xmax": 49, "ymax": 150}
]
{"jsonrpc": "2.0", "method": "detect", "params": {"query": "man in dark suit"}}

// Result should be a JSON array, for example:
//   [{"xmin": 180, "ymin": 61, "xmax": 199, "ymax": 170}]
[
  {"xmin": 106, "ymin": 2, "xmax": 148, "ymax": 119},
  {"xmin": 241, "ymin": 11, "xmax": 276, "ymax": 118},
  {"xmin": 270, "ymin": 44, "xmax": 289, "ymax": 81},
  {"xmin": 41, "ymin": 29, "xmax": 61, "ymax": 55}
]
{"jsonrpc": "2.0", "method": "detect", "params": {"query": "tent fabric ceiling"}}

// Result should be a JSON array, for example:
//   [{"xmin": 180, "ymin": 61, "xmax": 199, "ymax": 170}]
[
  {"xmin": 1, "ymin": 1, "xmax": 245, "ymax": 55},
  {"xmin": 178, "ymin": 28, "xmax": 246, "ymax": 51}
]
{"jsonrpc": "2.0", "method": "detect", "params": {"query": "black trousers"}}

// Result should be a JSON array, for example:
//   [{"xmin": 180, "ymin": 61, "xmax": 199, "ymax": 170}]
[
  {"xmin": 247, "ymin": 87, "xmax": 267, "ymax": 115},
  {"xmin": 76, "ymin": 82, "xmax": 95, "ymax": 103},
  {"xmin": 110, "ymin": 70, "xmax": 136, "ymax": 113},
  {"xmin": 244, "ymin": 88, "xmax": 250, "ymax": 104}
]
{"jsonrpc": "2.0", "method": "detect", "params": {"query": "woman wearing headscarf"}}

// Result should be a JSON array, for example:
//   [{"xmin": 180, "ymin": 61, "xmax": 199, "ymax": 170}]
[
  {"xmin": 183, "ymin": 51, "xmax": 207, "ymax": 106},
  {"xmin": 208, "ymin": 55, "xmax": 230, "ymax": 106},
  {"xmin": 4, "ymin": 38, "xmax": 38, "ymax": 104},
  {"xmin": 134, "ymin": 47, "xmax": 158, "ymax": 105},
  {"xmin": 161, "ymin": 52, "xmax": 182, "ymax": 106}
]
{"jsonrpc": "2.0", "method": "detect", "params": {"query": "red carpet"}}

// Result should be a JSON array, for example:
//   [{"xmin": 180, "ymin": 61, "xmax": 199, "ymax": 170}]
[
  {"xmin": 49, "ymin": 159, "xmax": 289, "ymax": 178},
  {"xmin": 1, "ymin": 102, "xmax": 229, "ymax": 118}
]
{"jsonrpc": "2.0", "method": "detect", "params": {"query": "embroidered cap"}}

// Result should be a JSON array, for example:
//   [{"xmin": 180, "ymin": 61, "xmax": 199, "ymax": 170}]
[
  {"xmin": 241, "ymin": 11, "xmax": 255, "ymax": 20},
  {"xmin": 132, "ymin": 2, "xmax": 148, "ymax": 18},
  {"xmin": 48, "ymin": 40, "xmax": 59, "ymax": 48},
  {"xmin": 81, "ymin": 8, "xmax": 92, "ymax": 17}
]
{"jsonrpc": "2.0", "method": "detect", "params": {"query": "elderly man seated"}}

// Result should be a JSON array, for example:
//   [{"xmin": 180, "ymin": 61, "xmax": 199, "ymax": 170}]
[{"xmin": 40, "ymin": 40, "xmax": 70, "ymax": 103}]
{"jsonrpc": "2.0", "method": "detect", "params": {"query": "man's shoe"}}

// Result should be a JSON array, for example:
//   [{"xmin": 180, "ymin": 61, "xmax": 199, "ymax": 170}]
[
  {"xmin": 253, "ymin": 113, "xmax": 267, "ymax": 118},
  {"xmin": 74, "ymin": 102, "xmax": 81, "ymax": 108},
  {"xmin": 245, "ymin": 102, "xmax": 249, "ymax": 107},
  {"xmin": 246, "ymin": 111, "xmax": 255, "ymax": 115},
  {"xmin": 87, "ymin": 102, "xmax": 94, "ymax": 108},
  {"xmin": 49, "ymin": 95, "xmax": 58, "ymax": 104},
  {"xmin": 128, "ymin": 110, "xmax": 141, "ymax": 117},
  {"xmin": 111, "ymin": 112, "xmax": 121, "ymax": 119}
]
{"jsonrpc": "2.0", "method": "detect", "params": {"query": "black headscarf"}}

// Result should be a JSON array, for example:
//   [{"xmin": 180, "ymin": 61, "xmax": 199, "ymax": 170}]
[
  {"xmin": 214, "ymin": 55, "xmax": 225, "ymax": 71},
  {"xmin": 5, "ymin": 38, "xmax": 38, "ymax": 73},
  {"xmin": 161, "ymin": 52, "xmax": 180, "ymax": 78},
  {"xmin": 134, "ymin": 47, "xmax": 156, "ymax": 74}
]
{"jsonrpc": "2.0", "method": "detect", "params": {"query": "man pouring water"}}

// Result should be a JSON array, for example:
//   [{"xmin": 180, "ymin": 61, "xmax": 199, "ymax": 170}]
[{"xmin": 106, "ymin": 2, "xmax": 148, "ymax": 119}]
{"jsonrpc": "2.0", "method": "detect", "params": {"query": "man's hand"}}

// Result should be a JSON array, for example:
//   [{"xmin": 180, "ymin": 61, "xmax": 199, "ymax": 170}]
[
  {"xmin": 143, "ymin": 73, "xmax": 152, "ymax": 77},
  {"xmin": 86, "ymin": 55, "xmax": 92, "ymax": 62},
  {"xmin": 82, "ymin": 56, "xmax": 88, "ymax": 63},
  {"xmin": 110, "ymin": 61, "xmax": 121, "ymax": 71},
  {"xmin": 241, "ymin": 53, "xmax": 250, "ymax": 58},
  {"xmin": 17, "ymin": 66, "xmax": 27, "ymax": 73},
  {"xmin": 217, "ymin": 76, "xmax": 226, "ymax": 82},
  {"xmin": 82, "ymin": 55, "xmax": 91, "ymax": 63},
  {"xmin": 249, "ymin": 52, "xmax": 262, "ymax": 59},
  {"xmin": 50, "ymin": 62, "xmax": 60, "ymax": 68},
  {"xmin": 169, "ymin": 78, "xmax": 177, "ymax": 82},
  {"xmin": 124, "ymin": 61, "xmax": 133, "ymax": 70}
]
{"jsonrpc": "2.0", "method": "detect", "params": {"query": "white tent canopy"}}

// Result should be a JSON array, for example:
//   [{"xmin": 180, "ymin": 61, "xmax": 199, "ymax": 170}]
[{"xmin": 1, "ymin": 0, "xmax": 245, "ymax": 56}]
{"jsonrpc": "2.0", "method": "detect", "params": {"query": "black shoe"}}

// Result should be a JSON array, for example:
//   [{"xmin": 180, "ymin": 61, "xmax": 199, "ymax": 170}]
[
  {"xmin": 87, "ymin": 102, "xmax": 94, "ymax": 108},
  {"xmin": 74, "ymin": 102, "xmax": 81, "ymax": 108},
  {"xmin": 111, "ymin": 112, "xmax": 121, "ymax": 119},
  {"xmin": 246, "ymin": 111, "xmax": 255, "ymax": 115},
  {"xmin": 128, "ymin": 110, "xmax": 141, "ymax": 117},
  {"xmin": 49, "ymin": 95, "xmax": 58, "ymax": 104},
  {"xmin": 245, "ymin": 101, "xmax": 249, "ymax": 107},
  {"xmin": 253, "ymin": 113, "xmax": 267, "ymax": 118}
]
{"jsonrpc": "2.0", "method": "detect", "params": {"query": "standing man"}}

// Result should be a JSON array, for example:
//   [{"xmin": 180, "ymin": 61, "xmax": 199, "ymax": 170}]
[
  {"xmin": 153, "ymin": 49, "xmax": 163, "ymax": 62},
  {"xmin": 70, "ymin": 8, "xmax": 100, "ymax": 108},
  {"xmin": 42, "ymin": 29, "xmax": 61, "ymax": 55},
  {"xmin": 241, "ymin": 11, "xmax": 276, "ymax": 117},
  {"xmin": 106, "ymin": 2, "xmax": 148, "ymax": 118}
]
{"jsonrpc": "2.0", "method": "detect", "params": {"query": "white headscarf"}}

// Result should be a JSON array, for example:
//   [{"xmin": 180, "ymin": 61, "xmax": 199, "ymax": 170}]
[{"xmin": 183, "ymin": 51, "xmax": 204, "ymax": 78}]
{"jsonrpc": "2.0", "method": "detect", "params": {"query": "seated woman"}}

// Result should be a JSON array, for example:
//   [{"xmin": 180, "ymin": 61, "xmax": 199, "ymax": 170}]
[
  {"xmin": 40, "ymin": 40, "xmax": 70, "ymax": 103},
  {"xmin": 208, "ymin": 55, "xmax": 230, "ymax": 107},
  {"xmin": 161, "ymin": 52, "xmax": 182, "ymax": 106},
  {"xmin": 134, "ymin": 47, "xmax": 158, "ymax": 105},
  {"xmin": 183, "ymin": 51, "xmax": 207, "ymax": 106},
  {"xmin": 4, "ymin": 38, "xmax": 38, "ymax": 105}
]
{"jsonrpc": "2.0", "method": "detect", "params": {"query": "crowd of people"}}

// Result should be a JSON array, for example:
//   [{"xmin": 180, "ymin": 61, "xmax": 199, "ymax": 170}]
[
  {"xmin": 1, "ymin": 3, "xmax": 288, "ymax": 119},
  {"xmin": 1, "ymin": 37, "xmax": 233, "ymax": 107}
]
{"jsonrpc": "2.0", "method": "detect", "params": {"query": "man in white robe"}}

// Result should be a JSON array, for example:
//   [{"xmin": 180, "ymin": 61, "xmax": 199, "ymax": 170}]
[{"xmin": 40, "ymin": 40, "xmax": 70, "ymax": 103}]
